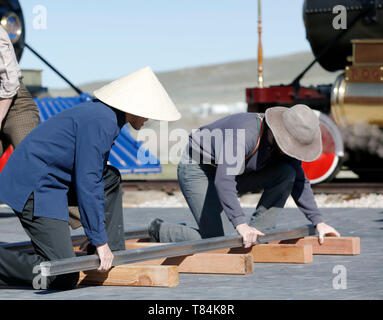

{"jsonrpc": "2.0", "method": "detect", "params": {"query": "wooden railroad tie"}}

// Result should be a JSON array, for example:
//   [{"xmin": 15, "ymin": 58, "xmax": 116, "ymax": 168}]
[
  {"xmin": 124, "ymin": 240, "xmax": 314, "ymax": 264},
  {"xmin": 124, "ymin": 242, "xmax": 254, "ymax": 274},
  {"xmin": 78, "ymin": 265, "xmax": 179, "ymax": 287},
  {"xmin": 212, "ymin": 244, "xmax": 313, "ymax": 264},
  {"xmin": 75, "ymin": 241, "xmax": 254, "ymax": 287},
  {"xmin": 212, "ymin": 236, "xmax": 360, "ymax": 258},
  {"xmin": 270, "ymin": 237, "xmax": 360, "ymax": 255}
]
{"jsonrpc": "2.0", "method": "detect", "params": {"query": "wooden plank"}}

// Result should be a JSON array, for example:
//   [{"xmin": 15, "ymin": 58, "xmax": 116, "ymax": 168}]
[
  {"xmin": 143, "ymin": 253, "xmax": 253, "ymax": 274},
  {"xmin": 73, "ymin": 238, "xmax": 152, "ymax": 253},
  {"xmin": 270, "ymin": 237, "xmax": 360, "ymax": 255},
  {"xmin": 125, "ymin": 241, "xmax": 312, "ymax": 264},
  {"xmin": 72, "ymin": 238, "xmax": 88, "ymax": 252},
  {"xmin": 125, "ymin": 241, "xmax": 166, "ymax": 249},
  {"xmin": 78, "ymin": 265, "xmax": 179, "ymax": 287},
  {"xmin": 125, "ymin": 238, "xmax": 151, "ymax": 243},
  {"xmin": 212, "ymin": 244, "xmax": 313, "ymax": 264},
  {"xmin": 124, "ymin": 242, "xmax": 253, "ymax": 274},
  {"xmin": 243, "ymin": 244, "xmax": 312, "ymax": 263}
]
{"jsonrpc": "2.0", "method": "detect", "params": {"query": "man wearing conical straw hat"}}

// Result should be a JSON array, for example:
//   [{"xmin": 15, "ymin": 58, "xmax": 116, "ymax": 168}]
[{"xmin": 0, "ymin": 66, "xmax": 180, "ymax": 289}]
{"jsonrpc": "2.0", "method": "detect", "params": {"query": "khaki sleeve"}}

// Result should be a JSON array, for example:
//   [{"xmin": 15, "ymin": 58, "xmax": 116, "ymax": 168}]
[{"xmin": 0, "ymin": 26, "xmax": 21, "ymax": 99}]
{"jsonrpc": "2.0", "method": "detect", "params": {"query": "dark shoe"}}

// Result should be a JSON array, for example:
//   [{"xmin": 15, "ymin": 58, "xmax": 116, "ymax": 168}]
[{"xmin": 148, "ymin": 218, "xmax": 164, "ymax": 242}]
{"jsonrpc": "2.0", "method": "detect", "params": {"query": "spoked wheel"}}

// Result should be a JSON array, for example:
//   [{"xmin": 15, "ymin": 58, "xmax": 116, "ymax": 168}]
[{"xmin": 301, "ymin": 111, "xmax": 344, "ymax": 184}]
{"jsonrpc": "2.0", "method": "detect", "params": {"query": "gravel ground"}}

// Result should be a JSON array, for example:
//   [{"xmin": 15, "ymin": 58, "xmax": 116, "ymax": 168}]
[
  {"xmin": 0, "ymin": 188, "xmax": 382, "ymax": 300},
  {"xmin": 0, "ymin": 206, "xmax": 382, "ymax": 300},
  {"xmin": 123, "ymin": 191, "xmax": 383, "ymax": 209}
]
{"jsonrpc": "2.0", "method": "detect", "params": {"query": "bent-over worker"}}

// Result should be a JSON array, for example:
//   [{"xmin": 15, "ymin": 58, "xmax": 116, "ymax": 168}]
[{"xmin": 149, "ymin": 104, "xmax": 340, "ymax": 247}]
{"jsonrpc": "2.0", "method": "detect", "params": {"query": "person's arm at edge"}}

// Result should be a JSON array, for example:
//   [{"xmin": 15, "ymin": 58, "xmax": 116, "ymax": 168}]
[
  {"xmin": 0, "ymin": 98, "xmax": 13, "ymax": 124},
  {"xmin": 73, "ymin": 119, "xmax": 117, "ymax": 270},
  {"xmin": 214, "ymin": 128, "xmax": 264, "ymax": 247},
  {"xmin": 0, "ymin": 27, "xmax": 21, "ymax": 123},
  {"xmin": 291, "ymin": 161, "xmax": 341, "ymax": 244}
]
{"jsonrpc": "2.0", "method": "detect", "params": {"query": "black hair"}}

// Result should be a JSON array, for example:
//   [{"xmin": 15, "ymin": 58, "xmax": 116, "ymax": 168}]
[
  {"xmin": 93, "ymin": 98, "xmax": 126, "ymax": 128},
  {"xmin": 113, "ymin": 108, "xmax": 126, "ymax": 128}
]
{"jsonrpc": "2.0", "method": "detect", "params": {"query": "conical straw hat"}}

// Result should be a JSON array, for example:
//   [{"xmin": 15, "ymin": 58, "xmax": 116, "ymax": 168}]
[{"xmin": 94, "ymin": 66, "xmax": 181, "ymax": 121}]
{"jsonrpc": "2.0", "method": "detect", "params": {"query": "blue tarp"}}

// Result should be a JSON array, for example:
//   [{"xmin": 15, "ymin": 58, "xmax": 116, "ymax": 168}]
[{"xmin": 34, "ymin": 94, "xmax": 161, "ymax": 175}]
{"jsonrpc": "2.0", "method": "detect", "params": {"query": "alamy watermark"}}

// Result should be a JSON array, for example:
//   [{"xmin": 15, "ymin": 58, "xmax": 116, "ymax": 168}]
[
  {"xmin": 33, "ymin": 5, "xmax": 47, "ymax": 30},
  {"xmin": 32, "ymin": 265, "xmax": 47, "ymax": 290},
  {"xmin": 332, "ymin": 265, "xmax": 347, "ymax": 290},
  {"xmin": 136, "ymin": 124, "xmax": 248, "ymax": 175},
  {"xmin": 333, "ymin": 5, "xmax": 347, "ymax": 30}
]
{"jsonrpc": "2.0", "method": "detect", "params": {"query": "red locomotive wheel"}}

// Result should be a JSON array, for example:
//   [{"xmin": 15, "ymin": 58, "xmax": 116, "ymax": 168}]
[
  {"xmin": 0, "ymin": 145, "xmax": 14, "ymax": 173},
  {"xmin": 302, "ymin": 111, "xmax": 344, "ymax": 184}
]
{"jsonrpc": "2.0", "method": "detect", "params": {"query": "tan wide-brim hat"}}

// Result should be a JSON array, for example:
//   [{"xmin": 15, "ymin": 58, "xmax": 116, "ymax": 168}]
[
  {"xmin": 94, "ymin": 66, "xmax": 181, "ymax": 121},
  {"xmin": 265, "ymin": 104, "xmax": 322, "ymax": 162}
]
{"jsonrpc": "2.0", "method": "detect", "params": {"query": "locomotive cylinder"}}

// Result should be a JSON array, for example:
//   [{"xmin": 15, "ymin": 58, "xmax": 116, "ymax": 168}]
[
  {"xmin": 331, "ymin": 39, "xmax": 383, "ymax": 127},
  {"xmin": 331, "ymin": 74, "xmax": 383, "ymax": 127}
]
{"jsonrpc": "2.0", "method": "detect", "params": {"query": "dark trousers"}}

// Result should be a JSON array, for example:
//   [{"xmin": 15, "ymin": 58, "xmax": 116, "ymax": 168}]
[
  {"xmin": 0, "ymin": 165, "xmax": 125, "ymax": 290},
  {"xmin": 156, "ymin": 156, "xmax": 296, "ymax": 242},
  {"xmin": 0, "ymin": 81, "xmax": 40, "ymax": 156}
]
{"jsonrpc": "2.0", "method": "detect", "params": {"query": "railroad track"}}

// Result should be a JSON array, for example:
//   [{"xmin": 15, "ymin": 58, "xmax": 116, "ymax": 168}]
[
  {"xmin": 122, "ymin": 179, "xmax": 383, "ymax": 194},
  {"xmin": 122, "ymin": 180, "xmax": 180, "ymax": 193}
]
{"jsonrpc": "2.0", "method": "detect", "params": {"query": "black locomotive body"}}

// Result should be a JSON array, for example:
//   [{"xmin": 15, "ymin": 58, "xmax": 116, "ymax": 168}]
[{"xmin": 247, "ymin": 0, "xmax": 383, "ymax": 182}]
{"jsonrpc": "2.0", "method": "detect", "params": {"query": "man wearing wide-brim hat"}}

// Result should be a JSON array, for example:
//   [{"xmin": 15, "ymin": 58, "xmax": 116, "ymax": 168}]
[
  {"xmin": 0, "ymin": 66, "xmax": 180, "ymax": 289},
  {"xmin": 149, "ymin": 104, "xmax": 340, "ymax": 247}
]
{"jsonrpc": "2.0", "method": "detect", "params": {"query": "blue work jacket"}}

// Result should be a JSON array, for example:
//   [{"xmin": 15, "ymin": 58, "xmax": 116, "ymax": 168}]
[{"xmin": 0, "ymin": 100, "xmax": 121, "ymax": 245}]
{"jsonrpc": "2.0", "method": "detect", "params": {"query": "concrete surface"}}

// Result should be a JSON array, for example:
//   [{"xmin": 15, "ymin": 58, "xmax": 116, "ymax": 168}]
[{"xmin": 0, "ymin": 206, "xmax": 382, "ymax": 300}]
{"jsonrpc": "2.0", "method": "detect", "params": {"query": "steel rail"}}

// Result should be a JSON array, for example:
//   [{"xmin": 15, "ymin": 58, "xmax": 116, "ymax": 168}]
[
  {"xmin": 123, "ymin": 226, "xmax": 149, "ymax": 240},
  {"xmin": 0, "ymin": 227, "xmax": 150, "ymax": 253},
  {"xmin": 121, "ymin": 180, "xmax": 383, "ymax": 194},
  {"xmin": 40, "ymin": 225, "xmax": 316, "ymax": 277},
  {"xmin": 312, "ymin": 182, "xmax": 383, "ymax": 194}
]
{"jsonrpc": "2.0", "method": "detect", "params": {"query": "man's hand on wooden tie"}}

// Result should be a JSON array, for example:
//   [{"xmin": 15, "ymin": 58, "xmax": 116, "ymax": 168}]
[
  {"xmin": 236, "ymin": 223, "xmax": 265, "ymax": 248},
  {"xmin": 316, "ymin": 222, "xmax": 341, "ymax": 245}
]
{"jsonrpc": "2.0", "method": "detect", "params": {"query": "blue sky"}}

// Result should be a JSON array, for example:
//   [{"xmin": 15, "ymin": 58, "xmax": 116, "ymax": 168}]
[{"xmin": 18, "ymin": 0, "xmax": 310, "ymax": 89}]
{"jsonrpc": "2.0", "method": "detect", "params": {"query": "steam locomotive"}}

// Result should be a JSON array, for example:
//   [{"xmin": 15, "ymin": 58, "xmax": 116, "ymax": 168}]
[
  {"xmin": 247, "ymin": 0, "xmax": 383, "ymax": 183},
  {"xmin": 0, "ymin": 0, "xmax": 24, "ymax": 59}
]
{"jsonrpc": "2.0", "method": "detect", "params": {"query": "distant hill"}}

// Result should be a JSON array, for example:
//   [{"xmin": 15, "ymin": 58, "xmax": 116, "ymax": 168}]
[
  {"xmin": 48, "ymin": 51, "xmax": 342, "ymax": 160},
  {"xmin": 49, "ymin": 51, "xmax": 340, "ymax": 108}
]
